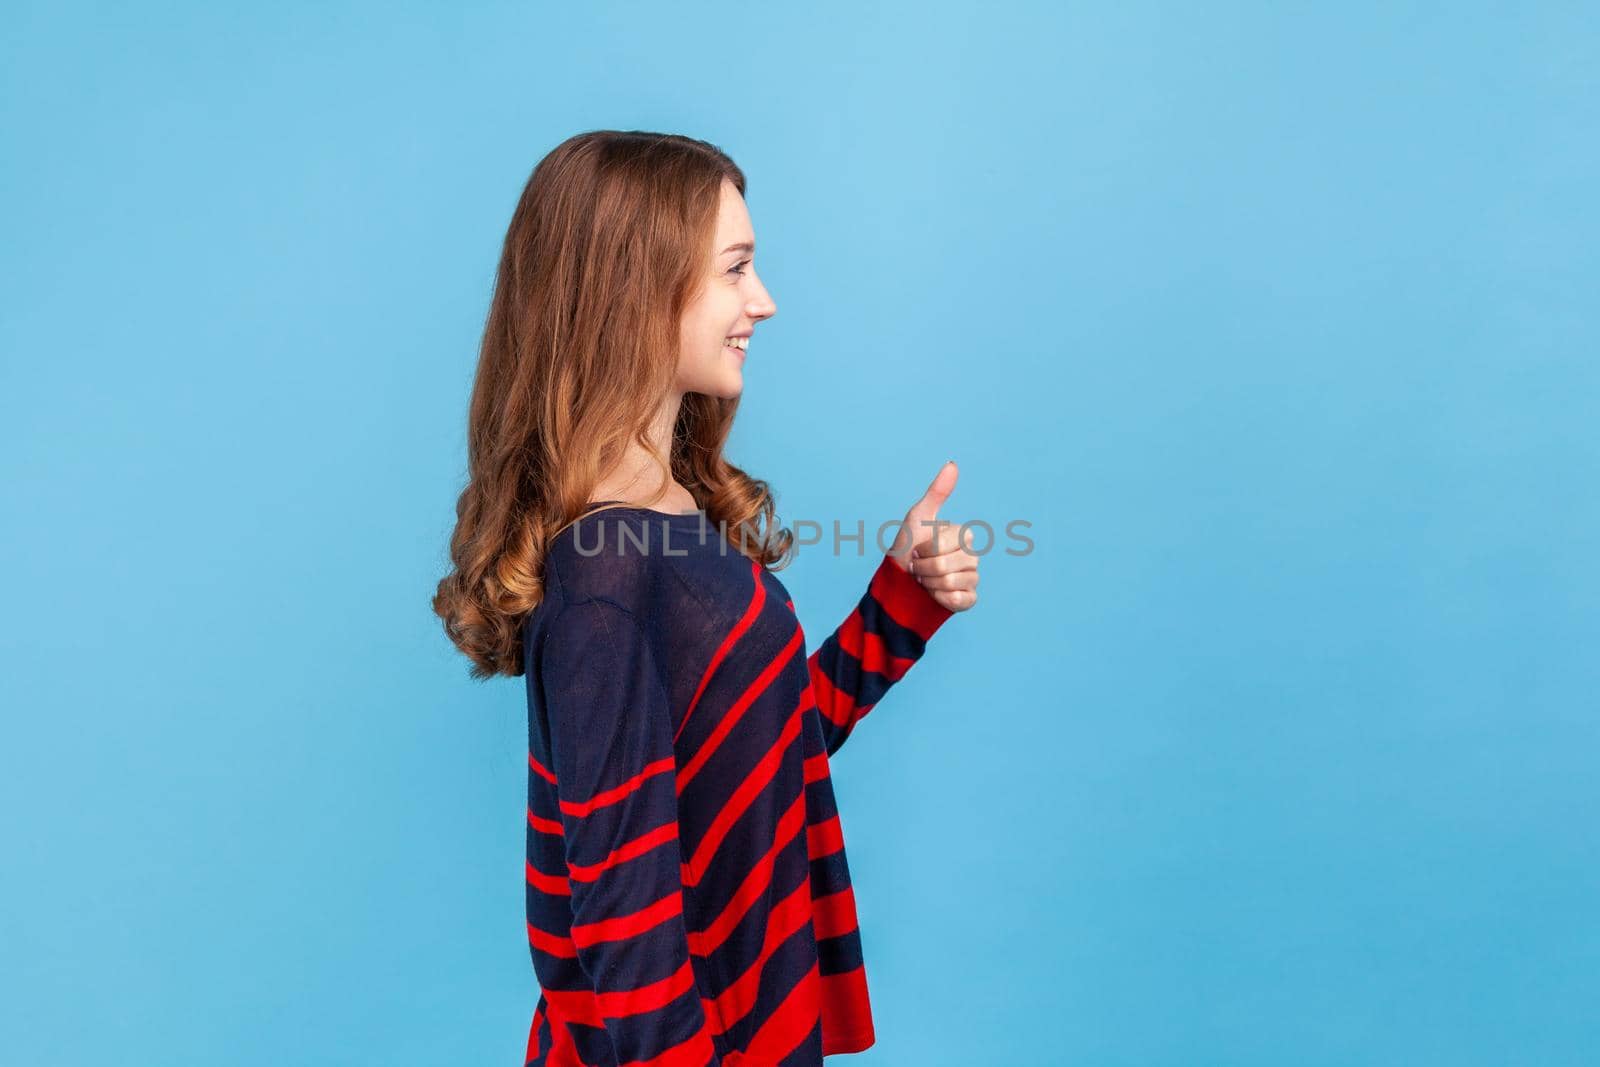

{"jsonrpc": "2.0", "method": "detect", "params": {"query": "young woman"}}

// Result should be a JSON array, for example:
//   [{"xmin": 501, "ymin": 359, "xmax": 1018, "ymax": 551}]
[{"xmin": 435, "ymin": 130, "xmax": 979, "ymax": 1066}]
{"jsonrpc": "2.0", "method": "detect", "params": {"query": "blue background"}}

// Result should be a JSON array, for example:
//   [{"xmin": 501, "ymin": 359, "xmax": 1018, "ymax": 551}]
[{"xmin": 3, "ymin": 2, "xmax": 1596, "ymax": 1064}]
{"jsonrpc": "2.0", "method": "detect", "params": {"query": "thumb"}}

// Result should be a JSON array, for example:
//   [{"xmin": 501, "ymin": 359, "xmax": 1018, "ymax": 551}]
[{"xmin": 895, "ymin": 459, "xmax": 959, "ymax": 557}]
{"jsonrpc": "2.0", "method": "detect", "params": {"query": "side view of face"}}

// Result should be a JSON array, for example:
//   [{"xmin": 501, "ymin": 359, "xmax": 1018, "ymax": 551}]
[{"xmin": 676, "ymin": 178, "xmax": 777, "ymax": 399}]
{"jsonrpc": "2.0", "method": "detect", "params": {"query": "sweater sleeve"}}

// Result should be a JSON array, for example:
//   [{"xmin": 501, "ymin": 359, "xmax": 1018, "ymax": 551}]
[
  {"xmin": 807, "ymin": 552, "xmax": 955, "ymax": 756},
  {"xmin": 543, "ymin": 598, "xmax": 721, "ymax": 1067}
]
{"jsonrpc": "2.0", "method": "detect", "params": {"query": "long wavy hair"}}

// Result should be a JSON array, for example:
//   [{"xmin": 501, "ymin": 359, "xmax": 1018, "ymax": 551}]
[{"xmin": 434, "ymin": 130, "xmax": 795, "ymax": 679}]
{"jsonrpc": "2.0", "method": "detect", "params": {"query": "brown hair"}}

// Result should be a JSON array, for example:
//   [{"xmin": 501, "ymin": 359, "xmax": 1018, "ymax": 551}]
[{"xmin": 433, "ymin": 130, "xmax": 794, "ymax": 679}]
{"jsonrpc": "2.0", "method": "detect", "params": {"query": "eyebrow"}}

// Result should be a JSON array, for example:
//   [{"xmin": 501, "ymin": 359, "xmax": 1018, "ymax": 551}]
[{"xmin": 720, "ymin": 242, "xmax": 754, "ymax": 256}]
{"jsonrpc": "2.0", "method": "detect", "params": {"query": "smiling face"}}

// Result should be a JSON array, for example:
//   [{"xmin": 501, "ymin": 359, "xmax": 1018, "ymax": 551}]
[{"xmin": 676, "ymin": 178, "xmax": 777, "ymax": 398}]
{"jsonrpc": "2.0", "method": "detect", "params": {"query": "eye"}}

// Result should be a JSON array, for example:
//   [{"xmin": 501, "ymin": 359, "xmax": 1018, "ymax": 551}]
[{"xmin": 727, "ymin": 259, "xmax": 750, "ymax": 277}]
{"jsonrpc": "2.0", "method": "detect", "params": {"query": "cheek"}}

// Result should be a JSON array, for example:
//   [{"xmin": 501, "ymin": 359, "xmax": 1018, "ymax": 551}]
[
  {"xmin": 682, "ymin": 310, "xmax": 715, "ymax": 351},
  {"xmin": 702, "ymin": 313, "xmax": 732, "ymax": 346},
  {"xmin": 681, "ymin": 289, "xmax": 737, "ymax": 350}
]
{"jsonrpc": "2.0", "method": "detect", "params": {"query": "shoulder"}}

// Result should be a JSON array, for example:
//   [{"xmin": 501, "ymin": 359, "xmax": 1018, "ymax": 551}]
[
  {"xmin": 543, "ymin": 511, "xmax": 665, "ymax": 610},
  {"xmin": 528, "ymin": 513, "xmax": 668, "ymax": 674}
]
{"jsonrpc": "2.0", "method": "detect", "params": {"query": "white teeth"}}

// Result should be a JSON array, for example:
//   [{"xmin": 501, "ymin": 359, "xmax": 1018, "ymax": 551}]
[{"xmin": 724, "ymin": 337, "xmax": 748, "ymax": 350}]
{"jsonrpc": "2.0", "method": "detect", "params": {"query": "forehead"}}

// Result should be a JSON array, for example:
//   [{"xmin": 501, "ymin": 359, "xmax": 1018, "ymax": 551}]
[{"xmin": 713, "ymin": 180, "xmax": 754, "ymax": 249}]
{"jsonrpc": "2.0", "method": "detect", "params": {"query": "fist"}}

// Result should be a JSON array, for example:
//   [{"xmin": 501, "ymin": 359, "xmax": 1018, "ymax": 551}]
[{"xmin": 888, "ymin": 460, "xmax": 980, "ymax": 613}]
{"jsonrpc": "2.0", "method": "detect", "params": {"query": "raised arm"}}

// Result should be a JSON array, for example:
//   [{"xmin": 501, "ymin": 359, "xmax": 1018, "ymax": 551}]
[
  {"xmin": 806, "ymin": 552, "xmax": 955, "ymax": 756},
  {"xmin": 543, "ymin": 598, "xmax": 720, "ymax": 1066}
]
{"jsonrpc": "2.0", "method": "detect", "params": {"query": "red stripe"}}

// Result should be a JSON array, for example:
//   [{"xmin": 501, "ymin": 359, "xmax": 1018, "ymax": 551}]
[
  {"xmin": 818, "ymin": 965, "xmax": 876, "ymax": 1055},
  {"xmin": 803, "ymin": 751, "xmax": 829, "ymax": 785},
  {"xmin": 678, "ymin": 626, "xmax": 802, "ymax": 792},
  {"xmin": 560, "ymin": 756, "xmax": 676, "ymax": 817},
  {"xmin": 732, "ymin": 960, "xmax": 821, "ymax": 1065},
  {"xmin": 701, "ymin": 878, "xmax": 814, "ymax": 1037},
  {"xmin": 525, "ymin": 861, "xmax": 571, "ymax": 897},
  {"xmin": 811, "ymin": 886, "xmax": 859, "ymax": 940},
  {"xmin": 543, "ymin": 986, "xmax": 601, "ymax": 1028},
  {"xmin": 868, "ymin": 551, "xmax": 953, "ymax": 640},
  {"xmin": 527, "ymin": 809, "xmax": 563, "ymax": 835},
  {"xmin": 529, "ymin": 752, "xmax": 557, "ymax": 785},
  {"xmin": 806, "ymin": 813, "xmax": 844, "ymax": 861},
  {"xmin": 595, "ymin": 957, "xmax": 698, "ymax": 1019},
  {"xmin": 618, "ymin": 1027, "xmax": 719, "ymax": 1067},
  {"xmin": 527, "ymin": 920, "xmax": 576, "ymax": 958},
  {"xmin": 571, "ymin": 890, "xmax": 683, "ymax": 949},
  {"xmin": 541, "ymin": 996, "xmax": 591, "ymax": 1065},
  {"xmin": 831, "ymin": 612, "xmax": 915, "ymax": 681},
  {"xmin": 547, "ymin": 974, "xmax": 719, "ymax": 1063},
  {"xmin": 568, "ymin": 820, "xmax": 678, "ymax": 883},
  {"xmin": 524, "ymin": 1005, "xmax": 544, "ymax": 1064},
  {"xmin": 682, "ymin": 699, "xmax": 804, "ymax": 886},
  {"xmin": 807, "ymin": 653, "xmax": 863, "ymax": 731},
  {"xmin": 676, "ymin": 557, "xmax": 767, "ymax": 744},
  {"xmin": 687, "ymin": 789, "xmax": 808, "ymax": 958}
]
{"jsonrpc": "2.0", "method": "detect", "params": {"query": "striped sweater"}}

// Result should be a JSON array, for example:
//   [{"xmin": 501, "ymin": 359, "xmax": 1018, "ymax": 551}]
[{"xmin": 520, "ymin": 502, "xmax": 953, "ymax": 1066}]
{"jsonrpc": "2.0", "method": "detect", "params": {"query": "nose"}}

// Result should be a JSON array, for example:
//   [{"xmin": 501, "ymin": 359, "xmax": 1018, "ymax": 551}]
[{"xmin": 747, "ymin": 284, "xmax": 776, "ymax": 322}]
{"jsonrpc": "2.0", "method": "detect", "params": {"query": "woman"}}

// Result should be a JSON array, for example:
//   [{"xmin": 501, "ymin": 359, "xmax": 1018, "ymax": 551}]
[{"xmin": 435, "ymin": 130, "xmax": 979, "ymax": 1066}]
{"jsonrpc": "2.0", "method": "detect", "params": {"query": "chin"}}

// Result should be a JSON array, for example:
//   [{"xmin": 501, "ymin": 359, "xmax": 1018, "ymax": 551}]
[{"xmin": 685, "ymin": 374, "xmax": 742, "ymax": 400}]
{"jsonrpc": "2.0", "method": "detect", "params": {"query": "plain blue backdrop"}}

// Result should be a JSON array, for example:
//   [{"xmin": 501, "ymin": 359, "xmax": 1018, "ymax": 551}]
[{"xmin": 3, "ymin": 2, "xmax": 1596, "ymax": 1064}]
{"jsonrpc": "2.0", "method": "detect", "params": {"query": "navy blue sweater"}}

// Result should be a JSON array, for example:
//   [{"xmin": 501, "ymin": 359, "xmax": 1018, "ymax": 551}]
[{"xmin": 521, "ymin": 502, "xmax": 953, "ymax": 1066}]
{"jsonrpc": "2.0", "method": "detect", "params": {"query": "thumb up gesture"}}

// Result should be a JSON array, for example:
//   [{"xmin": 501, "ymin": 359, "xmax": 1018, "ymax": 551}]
[{"xmin": 887, "ymin": 460, "xmax": 980, "ymax": 613}]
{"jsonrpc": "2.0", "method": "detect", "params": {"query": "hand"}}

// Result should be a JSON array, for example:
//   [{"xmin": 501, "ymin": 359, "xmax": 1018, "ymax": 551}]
[{"xmin": 888, "ymin": 460, "xmax": 980, "ymax": 613}]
